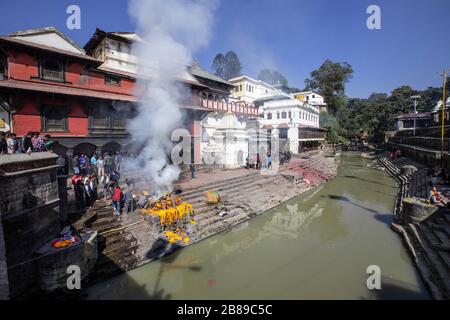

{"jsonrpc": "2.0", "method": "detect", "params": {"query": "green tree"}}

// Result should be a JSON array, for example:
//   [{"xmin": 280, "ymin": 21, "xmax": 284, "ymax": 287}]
[
  {"xmin": 211, "ymin": 50, "xmax": 243, "ymax": 80},
  {"xmin": 388, "ymin": 85, "xmax": 418, "ymax": 113},
  {"xmin": 211, "ymin": 53, "xmax": 226, "ymax": 79},
  {"xmin": 258, "ymin": 68, "xmax": 288, "ymax": 86},
  {"xmin": 304, "ymin": 60, "xmax": 353, "ymax": 115}
]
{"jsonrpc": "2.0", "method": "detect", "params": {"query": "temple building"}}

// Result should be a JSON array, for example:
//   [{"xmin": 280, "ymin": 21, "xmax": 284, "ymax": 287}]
[
  {"xmin": 293, "ymin": 91, "xmax": 327, "ymax": 113},
  {"xmin": 0, "ymin": 26, "xmax": 326, "ymax": 168},
  {"xmin": 0, "ymin": 27, "xmax": 258, "ymax": 169},
  {"xmin": 256, "ymin": 94, "xmax": 324, "ymax": 153}
]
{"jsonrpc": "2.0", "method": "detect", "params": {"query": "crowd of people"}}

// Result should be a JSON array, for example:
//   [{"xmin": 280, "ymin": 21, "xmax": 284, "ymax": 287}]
[
  {"xmin": 0, "ymin": 131, "xmax": 53, "ymax": 154},
  {"xmin": 245, "ymin": 151, "xmax": 291, "ymax": 170},
  {"xmin": 70, "ymin": 151, "xmax": 135, "ymax": 216}
]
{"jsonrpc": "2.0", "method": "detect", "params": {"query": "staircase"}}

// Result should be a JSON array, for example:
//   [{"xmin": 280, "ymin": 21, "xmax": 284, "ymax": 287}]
[{"xmin": 79, "ymin": 199, "xmax": 142, "ymax": 284}]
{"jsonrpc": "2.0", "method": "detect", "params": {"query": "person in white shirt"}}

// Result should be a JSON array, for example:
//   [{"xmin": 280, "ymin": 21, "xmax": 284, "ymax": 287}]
[
  {"xmin": 97, "ymin": 156, "xmax": 105, "ymax": 183},
  {"xmin": 6, "ymin": 132, "xmax": 16, "ymax": 154}
]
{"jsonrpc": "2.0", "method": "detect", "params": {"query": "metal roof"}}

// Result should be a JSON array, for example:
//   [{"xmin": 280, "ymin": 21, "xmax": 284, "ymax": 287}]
[{"xmin": 188, "ymin": 64, "xmax": 233, "ymax": 87}]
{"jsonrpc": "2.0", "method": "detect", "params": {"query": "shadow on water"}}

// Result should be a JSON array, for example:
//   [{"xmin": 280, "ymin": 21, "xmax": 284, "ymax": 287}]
[
  {"xmin": 86, "ymin": 237, "xmax": 202, "ymax": 300},
  {"xmin": 363, "ymin": 276, "xmax": 430, "ymax": 300},
  {"xmin": 147, "ymin": 239, "xmax": 202, "ymax": 300},
  {"xmin": 324, "ymin": 195, "xmax": 393, "ymax": 226},
  {"xmin": 344, "ymin": 175, "xmax": 395, "ymax": 189}
]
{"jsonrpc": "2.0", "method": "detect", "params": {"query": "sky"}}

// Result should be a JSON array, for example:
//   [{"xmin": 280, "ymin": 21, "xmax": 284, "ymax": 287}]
[{"xmin": 0, "ymin": 0, "xmax": 449, "ymax": 98}]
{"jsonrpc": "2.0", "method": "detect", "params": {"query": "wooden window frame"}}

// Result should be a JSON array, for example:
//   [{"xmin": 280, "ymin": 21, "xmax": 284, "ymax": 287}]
[
  {"xmin": 105, "ymin": 74, "xmax": 122, "ymax": 86},
  {"xmin": 40, "ymin": 105, "xmax": 69, "ymax": 133},
  {"xmin": 39, "ymin": 55, "xmax": 65, "ymax": 83}
]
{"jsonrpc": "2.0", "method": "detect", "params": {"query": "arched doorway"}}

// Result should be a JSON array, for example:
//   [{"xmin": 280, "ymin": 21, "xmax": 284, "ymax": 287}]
[
  {"xmin": 73, "ymin": 142, "xmax": 97, "ymax": 157},
  {"xmin": 102, "ymin": 142, "xmax": 122, "ymax": 155}
]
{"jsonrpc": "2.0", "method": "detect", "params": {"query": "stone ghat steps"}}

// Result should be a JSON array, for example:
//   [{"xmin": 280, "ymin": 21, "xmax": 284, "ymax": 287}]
[
  {"xmin": 82, "ymin": 199, "xmax": 141, "ymax": 284},
  {"xmin": 289, "ymin": 154, "xmax": 337, "ymax": 180},
  {"xmin": 179, "ymin": 172, "xmax": 259, "ymax": 199},
  {"xmin": 409, "ymin": 222, "xmax": 450, "ymax": 298},
  {"xmin": 377, "ymin": 153, "xmax": 429, "ymax": 200},
  {"xmin": 182, "ymin": 174, "xmax": 282, "ymax": 212},
  {"xmin": 190, "ymin": 175, "xmax": 286, "ymax": 219},
  {"xmin": 187, "ymin": 176, "xmax": 295, "ymax": 239}
]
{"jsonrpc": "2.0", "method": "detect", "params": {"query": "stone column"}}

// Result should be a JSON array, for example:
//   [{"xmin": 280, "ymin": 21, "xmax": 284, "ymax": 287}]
[{"xmin": 288, "ymin": 127, "xmax": 299, "ymax": 154}]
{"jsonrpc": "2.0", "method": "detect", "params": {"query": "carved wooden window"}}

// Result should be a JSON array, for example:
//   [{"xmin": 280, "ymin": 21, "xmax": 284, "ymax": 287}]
[
  {"xmin": 41, "ymin": 106, "xmax": 68, "ymax": 132},
  {"xmin": 92, "ymin": 106, "xmax": 109, "ymax": 128},
  {"xmin": 40, "ymin": 57, "xmax": 64, "ymax": 82}
]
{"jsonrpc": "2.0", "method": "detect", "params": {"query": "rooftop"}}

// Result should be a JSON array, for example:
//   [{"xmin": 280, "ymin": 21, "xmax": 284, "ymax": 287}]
[
  {"xmin": 0, "ymin": 35, "xmax": 102, "ymax": 64},
  {"xmin": 188, "ymin": 63, "xmax": 233, "ymax": 87}
]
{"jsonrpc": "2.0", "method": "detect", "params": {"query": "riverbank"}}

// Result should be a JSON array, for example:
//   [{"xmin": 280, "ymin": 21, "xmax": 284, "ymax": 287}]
[
  {"xmin": 376, "ymin": 151, "xmax": 450, "ymax": 299},
  {"xmin": 75, "ymin": 151, "xmax": 337, "ymax": 289},
  {"xmin": 86, "ymin": 152, "xmax": 428, "ymax": 299}
]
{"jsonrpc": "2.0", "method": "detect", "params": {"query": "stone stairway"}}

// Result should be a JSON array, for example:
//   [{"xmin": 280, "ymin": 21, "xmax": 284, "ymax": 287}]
[
  {"xmin": 401, "ymin": 212, "xmax": 450, "ymax": 299},
  {"xmin": 77, "ymin": 199, "xmax": 142, "ymax": 284},
  {"xmin": 178, "ymin": 172, "xmax": 295, "ymax": 242},
  {"xmin": 282, "ymin": 153, "xmax": 337, "ymax": 185},
  {"xmin": 378, "ymin": 151, "xmax": 450, "ymax": 299}
]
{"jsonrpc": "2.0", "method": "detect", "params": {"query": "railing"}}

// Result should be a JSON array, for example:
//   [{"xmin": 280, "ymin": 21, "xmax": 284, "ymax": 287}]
[
  {"xmin": 390, "ymin": 136, "xmax": 450, "ymax": 152},
  {"xmin": 201, "ymin": 98, "xmax": 258, "ymax": 117}
]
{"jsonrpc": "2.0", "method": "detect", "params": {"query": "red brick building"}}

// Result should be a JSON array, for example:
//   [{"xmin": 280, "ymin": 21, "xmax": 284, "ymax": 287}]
[{"xmin": 0, "ymin": 27, "xmax": 258, "ymax": 166}]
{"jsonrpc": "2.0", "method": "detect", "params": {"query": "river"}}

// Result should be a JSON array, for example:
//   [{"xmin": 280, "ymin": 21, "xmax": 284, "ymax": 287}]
[{"xmin": 86, "ymin": 152, "xmax": 430, "ymax": 299}]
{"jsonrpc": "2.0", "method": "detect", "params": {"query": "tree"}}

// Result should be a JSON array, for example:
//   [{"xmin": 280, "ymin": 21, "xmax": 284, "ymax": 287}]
[
  {"xmin": 223, "ymin": 51, "xmax": 242, "ymax": 79},
  {"xmin": 211, "ymin": 53, "xmax": 226, "ymax": 79},
  {"xmin": 212, "ymin": 51, "xmax": 242, "ymax": 80},
  {"xmin": 388, "ymin": 85, "xmax": 418, "ymax": 113},
  {"xmin": 304, "ymin": 60, "xmax": 354, "ymax": 114},
  {"xmin": 258, "ymin": 68, "xmax": 288, "ymax": 86}
]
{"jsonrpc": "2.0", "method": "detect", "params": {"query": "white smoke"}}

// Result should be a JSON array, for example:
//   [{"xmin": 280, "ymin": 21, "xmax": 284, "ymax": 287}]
[{"xmin": 126, "ymin": 0, "xmax": 217, "ymax": 196}]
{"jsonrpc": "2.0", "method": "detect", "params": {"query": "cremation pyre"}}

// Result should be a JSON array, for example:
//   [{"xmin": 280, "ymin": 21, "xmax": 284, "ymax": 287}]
[{"xmin": 140, "ymin": 193, "xmax": 194, "ymax": 244}]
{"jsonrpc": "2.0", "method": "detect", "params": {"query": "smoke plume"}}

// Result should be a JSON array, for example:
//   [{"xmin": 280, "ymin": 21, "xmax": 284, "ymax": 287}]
[{"xmin": 126, "ymin": 0, "xmax": 217, "ymax": 196}]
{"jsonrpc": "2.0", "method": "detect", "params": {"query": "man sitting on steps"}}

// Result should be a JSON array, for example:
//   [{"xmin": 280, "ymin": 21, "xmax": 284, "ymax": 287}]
[{"xmin": 429, "ymin": 187, "xmax": 448, "ymax": 207}]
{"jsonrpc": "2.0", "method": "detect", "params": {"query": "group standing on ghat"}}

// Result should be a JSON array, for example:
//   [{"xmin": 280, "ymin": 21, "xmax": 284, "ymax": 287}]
[
  {"xmin": 71, "ymin": 151, "xmax": 135, "ymax": 216},
  {"xmin": 0, "ymin": 131, "xmax": 53, "ymax": 154}
]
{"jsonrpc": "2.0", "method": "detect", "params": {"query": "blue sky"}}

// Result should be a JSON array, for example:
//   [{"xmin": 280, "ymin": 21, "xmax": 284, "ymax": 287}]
[{"xmin": 1, "ymin": 0, "xmax": 449, "ymax": 98}]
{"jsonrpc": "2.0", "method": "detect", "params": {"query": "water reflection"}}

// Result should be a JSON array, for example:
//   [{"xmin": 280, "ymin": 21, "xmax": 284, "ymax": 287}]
[{"xmin": 87, "ymin": 152, "xmax": 430, "ymax": 300}]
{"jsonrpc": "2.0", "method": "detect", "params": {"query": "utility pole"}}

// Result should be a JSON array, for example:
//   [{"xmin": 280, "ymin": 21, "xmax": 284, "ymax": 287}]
[
  {"xmin": 410, "ymin": 95, "xmax": 421, "ymax": 136},
  {"xmin": 440, "ymin": 69, "xmax": 448, "ymax": 168}
]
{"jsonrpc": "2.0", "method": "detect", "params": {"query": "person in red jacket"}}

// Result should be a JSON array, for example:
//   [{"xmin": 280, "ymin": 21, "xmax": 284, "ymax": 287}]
[{"xmin": 111, "ymin": 185, "xmax": 123, "ymax": 215}]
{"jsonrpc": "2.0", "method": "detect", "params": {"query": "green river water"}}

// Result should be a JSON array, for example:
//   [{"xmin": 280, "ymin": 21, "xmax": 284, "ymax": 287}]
[{"xmin": 86, "ymin": 152, "xmax": 430, "ymax": 299}]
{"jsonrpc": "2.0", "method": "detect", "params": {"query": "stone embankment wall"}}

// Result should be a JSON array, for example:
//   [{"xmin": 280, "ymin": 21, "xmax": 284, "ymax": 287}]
[
  {"xmin": 0, "ymin": 217, "xmax": 8, "ymax": 300},
  {"xmin": 0, "ymin": 153, "xmax": 60, "ymax": 298},
  {"xmin": 377, "ymin": 151, "xmax": 450, "ymax": 300}
]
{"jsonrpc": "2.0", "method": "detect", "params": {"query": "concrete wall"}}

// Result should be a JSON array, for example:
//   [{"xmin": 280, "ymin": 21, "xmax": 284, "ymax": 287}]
[{"xmin": 0, "ymin": 152, "xmax": 61, "ymax": 298}]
